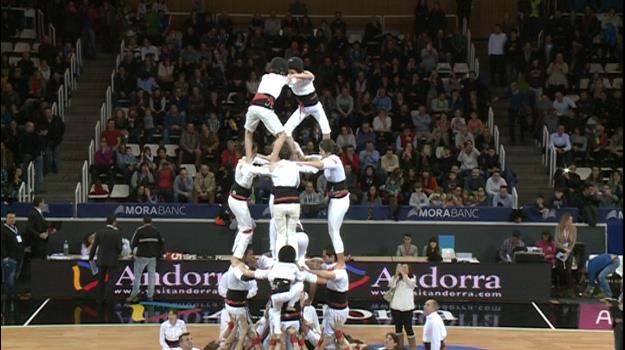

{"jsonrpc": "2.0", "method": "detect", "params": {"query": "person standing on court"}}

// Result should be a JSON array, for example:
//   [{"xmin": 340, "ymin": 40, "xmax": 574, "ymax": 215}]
[
  {"xmin": 126, "ymin": 216, "xmax": 164, "ymax": 303},
  {"xmin": 89, "ymin": 215, "xmax": 123, "ymax": 305},
  {"xmin": 389, "ymin": 264, "xmax": 418, "ymax": 350},
  {"xmin": 26, "ymin": 197, "xmax": 54, "ymax": 260},
  {"xmin": 423, "ymin": 299, "xmax": 447, "ymax": 350},
  {"xmin": 2, "ymin": 211, "xmax": 25, "ymax": 300}
]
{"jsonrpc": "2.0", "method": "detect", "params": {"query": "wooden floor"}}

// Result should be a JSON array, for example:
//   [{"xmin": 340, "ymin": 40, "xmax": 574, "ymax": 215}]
[{"xmin": 0, "ymin": 324, "xmax": 614, "ymax": 350}]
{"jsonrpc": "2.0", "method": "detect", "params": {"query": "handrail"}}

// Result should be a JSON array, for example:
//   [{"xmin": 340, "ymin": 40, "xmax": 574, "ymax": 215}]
[
  {"xmin": 70, "ymin": 54, "xmax": 77, "ymax": 90},
  {"xmin": 94, "ymin": 121, "xmax": 101, "ymax": 151},
  {"xmin": 487, "ymin": 107, "xmax": 494, "ymax": 134},
  {"xmin": 74, "ymin": 182, "xmax": 82, "ymax": 214},
  {"xmin": 110, "ymin": 69, "xmax": 116, "ymax": 92},
  {"xmin": 542, "ymin": 126, "xmax": 549, "ymax": 166},
  {"xmin": 493, "ymin": 125, "xmax": 500, "ymax": 154},
  {"xmin": 36, "ymin": 9, "xmax": 44, "ymax": 39},
  {"xmin": 499, "ymin": 144, "xmax": 506, "ymax": 172},
  {"xmin": 76, "ymin": 39, "xmax": 82, "ymax": 72},
  {"xmin": 512, "ymin": 187, "xmax": 518, "ymax": 209},
  {"xmin": 57, "ymin": 85, "xmax": 64, "ymax": 121},
  {"xmin": 106, "ymin": 86, "xmax": 112, "ymax": 120},
  {"xmin": 49, "ymin": 23, "xmax": 56, "ymax": 46},
  {"xmin": 474, "ymin": 58, "xmax": 479, "ymax": 78},
  {"xmin": 63, "ymin": 68, "xmax": 70, "ymax": 106},
  {"xmin": 548, "ymin": 146, "xmax": 556, "ymax": 186},
  {"xmin": 18, "ymin": 182, "xmax": 26, "ymax": 202},
  {"xmin": 27, "ymin": 161, "xmax": 34, "ymax": 201},
  {"xmin": 115, "ymin": 54, "xmax": 121, "ymax": 69},
  {"xmin": 51, "ymin": 101, "xmax": 57, "ymax": 116},
  {"xmin": 81, "ymin": 161, "xmax": 88, "ymax": 203},
  {"xmin": 100, "ymin": 103, "xmax": 106, "ymax": 128},
  {"xmin": 88, "ymin": 139, "xmax": 94, "ymax": 166}
]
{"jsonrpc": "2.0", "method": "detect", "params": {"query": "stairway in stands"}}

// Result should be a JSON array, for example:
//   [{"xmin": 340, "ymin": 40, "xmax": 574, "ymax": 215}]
[
  {"xmin": 474, "ymin": 41, "xmax": 553, "ymax": 206},
  {"xmin": 43, "ymin": 53, "xmax": 115, "ymax": 203}
]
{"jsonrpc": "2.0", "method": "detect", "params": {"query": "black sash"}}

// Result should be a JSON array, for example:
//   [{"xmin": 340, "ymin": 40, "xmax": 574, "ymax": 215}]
[
  {"xmin": 230, "ymin": 182, "xmax": 252, "ymax": 200},
  {"xmin": 251, "ymin": 93, "xmax": 275, "ymax": 110},
  {"xmin": 281, "ymin": 301, "xmax": 302, "ymax": 321},
  {"xmin": 271, "ymin": 278, "xmax": 292, "ymax": 294},
  {"xmin": 327, "ymin": 180, "xmax": 347, "ymax": 192},
  {"xmin": 327, "ymin": 289, "xmax": 348, "ymax": 309},
  {"xmin": 226, "ymin": 289, "xmax": 247, "ymax": 302},
  {"xmin": 272, "ymin": 186, "xmax": 300, "ymax": 204},
  {"xmin": 295, "ymin": 92, "xmax": 319, "ymax": 107}
]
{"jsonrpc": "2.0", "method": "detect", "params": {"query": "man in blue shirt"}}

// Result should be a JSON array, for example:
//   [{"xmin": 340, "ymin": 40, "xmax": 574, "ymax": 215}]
[
  {"xmin": 359, "ymin": 141, "xmax": 380, "ymax": 172},
  {"xmin": 372, "ymin": 88, "xmax": 392, "ymax": 112},
  {"xmin": 355, "ymin": 122, "xmax": 376, "ymax": 152}
]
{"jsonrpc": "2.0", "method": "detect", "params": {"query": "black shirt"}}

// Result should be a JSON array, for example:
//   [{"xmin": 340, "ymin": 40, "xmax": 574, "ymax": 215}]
[
  {"xmin": 1, "ymin": 223, "xmax": 24, "ymax": 260},
  {"xmin": 130, "ymin": 224, "xmax": 164, "ymax": 258}
]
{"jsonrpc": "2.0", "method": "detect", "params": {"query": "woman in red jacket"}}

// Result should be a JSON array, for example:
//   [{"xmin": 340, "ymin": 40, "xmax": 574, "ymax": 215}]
[{"xmin": 420, "ymin": 170, "xmax": 439, "ymax": 195}]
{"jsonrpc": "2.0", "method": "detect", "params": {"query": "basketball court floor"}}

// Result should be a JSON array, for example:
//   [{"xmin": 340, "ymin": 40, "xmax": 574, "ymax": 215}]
[{"xmin": 0, "ymin": 298, "xmax": 615, "ymax": 349}]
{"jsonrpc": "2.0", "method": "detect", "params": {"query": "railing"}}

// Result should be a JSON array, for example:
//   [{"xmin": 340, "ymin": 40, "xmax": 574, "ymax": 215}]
[
  {"xmin": 106, "ymin": 86, "xmax": 112, "ymax": 120},
  {"xmin": 493, "ymin": 125, "xmax": 500, "ymax": 154},
  {"xmin": 70, "ymin": 54, "xmax": 77, "ymax": 90},
  {"xmin": 17, "ymin": 182, "xmax": 26, "ymax": 202},
  {"xmin": 49, "ymin": 23, "xmax": 56, "ymax": 46},
  {"xmin": 36, "ymin": 9, "xmax": 44, "ymax": 39},
  {"xmin": 542, "ymin": 126, "xmax": 550, "ymax": 166},
  {"xmin": 76, "ymin": 39, "xmax": 82, "ymax": 73},
  {"xmin": 487, "ymin": 107, "xmax": 494, "ymax": 133},
  {"xmin": 100, "ymin": 102, "xmax": 107, "ymax": 128},
  {"xmin": 94, "ymin": 120, "xmax": 101, "ymax": 151},
  {"xmin": 57, "ymin": 85, "xmax": 64, "ymax": 121},
  {"xmin": 63, "ymin": 68, "xmax": 70, "ymax": 107},
  {"xmin": 499, "ymin": 144, "xmax": 506, "ymax": 172},
  {"xmin": 51, "ymin": 101, "xmax": 57, "ymax": 116},
  {"xmin": 512, "ymin": 187, "xmax": 519, "ymax": 209},
  {"xmin": 27, "ymin": 161, "xmax": 34, "ymax": 201},
  {"xmin": 74, "ymin": 182, "xmax": 82, "ymax": 214},
  {"xmin": 81, "ymin": 161, "xmax": 89, "ymax": 203},
  {"xmin": 548, "ymin": 146, "xmax": 556, "ymax": 186},
  {"xmin": 110, "ymin": 70, "xmax": 116, "ymax": 92},
  {"xmin": 88, "ymin": 140, "xmax": 94, "ymax": 166}
]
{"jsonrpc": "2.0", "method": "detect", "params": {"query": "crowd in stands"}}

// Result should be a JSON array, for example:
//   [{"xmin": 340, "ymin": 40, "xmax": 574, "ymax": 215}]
[
  {"xmin": 93, "ymin": 0, "xmax": 521, "ymax": 217},
  {"xmin": 0, "ymin": 2, "xmax": 86, "ymax": 202},
  {"xmin": 485, "ymin": 1, "xmax": 623, "ymax": 223}
]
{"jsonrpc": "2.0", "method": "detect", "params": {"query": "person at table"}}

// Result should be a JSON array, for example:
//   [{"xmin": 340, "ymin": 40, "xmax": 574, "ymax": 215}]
[
  {"xmin": 89, "ymin": 215, "xmax": 123, "ymax": 305},
  {"xmin": 160, "ymin": 309, "xmax": 188, "ymax": 350},
  {"xmin": 81, "ymin": 232, "xmax": 96, "ymax": 257},
  {"xmin": 423, "ymin": 236, "xmax": 442, "ymax": 263},
  {"xmin": 396, "ymin": 233, "xmax": 419, "ymax": 257},
  {"xmin": 535, "ymin": 231, "xmax": 557, "ymax": 267},
  {"xmin": 2, "ymin": 211, "xmax": 25, "ymax": 300},
  {"xmin": 498, "ymin": 230, "xmax": 525, "ymax": 263},
  {"xmin": 26, "ymin": 197, "xmax": 54, "ymax": 260}
]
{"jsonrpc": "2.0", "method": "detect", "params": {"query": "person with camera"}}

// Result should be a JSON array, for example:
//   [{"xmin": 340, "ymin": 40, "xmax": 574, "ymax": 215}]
[{"xmin": 386, "ymin": 263, "xmax": 417, "ymax": 350}]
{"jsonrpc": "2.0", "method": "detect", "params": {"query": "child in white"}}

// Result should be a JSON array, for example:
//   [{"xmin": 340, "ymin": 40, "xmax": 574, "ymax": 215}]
[{"xmin": 283, "ymin": 56, "xmax": 331, "ymax": 140}]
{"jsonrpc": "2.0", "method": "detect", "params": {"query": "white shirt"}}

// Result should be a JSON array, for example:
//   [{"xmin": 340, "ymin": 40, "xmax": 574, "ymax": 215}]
[
  {"xmin": 254, "ymin": 261, "xmax": 305, "ymax": 283},
  {"xmin": 485, "ymin": 176, "xmax": 508, "ymax": 197},
  {"xmin": 257, "ymin": 254, "xmax": 275, "ymax": 269},
  {"xmin": 372, "ymin": 115, "xmax": 392, "ymax": 132},
  {"xmin": 389, "ymin": 275, "xmax": 417, "ymax": 312},
  {"xmin": 234, "ymin": 158, "xmax": 271, "ymax": 189},
  {"xmin": 257, "ymin": 73, "xmax": 288, "ymax": 99},
  {"xmin": 271, "ymin": 160, "xmax": 302, "ymax": 188},
  {"xmin": 287, "ymin": 75, "xmax": 316, "ymax": 96},
  {"xmin": 322, "ymin": 155, "xmax": 346, "ymax": 184},
  {"xmin": 327, "ymin": 268, "xmax": 349, "ymax": 292},
  {"xmin": 552, "ymin": 97, "xmax": 576, "ymax": 116},
  {"xmin": 160, "ymin": 319, "xmax": 187, "ymax": 350},
  {"xmin": 218, "ymin": 266, "xmax": 258, "ymax": 299},
  {"xmin": 488, "ymin": 32, "xmax": 507, "ymax": 55},
  {"xmin": 302, "ymin": 304, "xmax": 321, "ymax": 338},
  {"xmin": 423, "ymin": 312, "xmax": 447, "ymax": 350}
]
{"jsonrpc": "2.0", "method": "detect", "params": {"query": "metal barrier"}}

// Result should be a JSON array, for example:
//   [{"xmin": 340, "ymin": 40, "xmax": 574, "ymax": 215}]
[
  {"xmin": 106, "ymin": 86, "xmax": 112, "ymax": 119},
  {"xmin": 542, "ymin": 126, "xmax": 550, "ymax": 166},
  {"xmin": 81, "ymin": 161, "xmax": 89, "ymax": 203},
  {"xmin": 88, "ymin": 140, "xmax": 94, "ymax": 166},
  {"xmin": 18, "ymin": 182, "xmax": 26, "ymax": 202},
  {"xmin": 94, "ymin": 121, "xmax": 101, "ymax": 151},
  {"xmin": 499, "ymin": 144, "xmax": 506, "ymax": 172},
  {"xmin": 49, "ymin": 23, "xmax": 56, "ymax": 45},
  {"xmin": 74, "ymin": 182, "xmax": 82, "ymax": 213},
  {"xmin": 493, "ymin": 125, "xmax": 500, "ymax": 154},
  {"xmin": 27, "ymin": 161, "xmax": 34, "ymax": 201}
]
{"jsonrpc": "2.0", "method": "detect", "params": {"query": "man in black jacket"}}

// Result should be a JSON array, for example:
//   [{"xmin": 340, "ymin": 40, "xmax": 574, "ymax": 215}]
[
  {"xmin": 40, "ymin": 106, "xmax": 65, "ymax": 174},
  {"xmin": 90, "ymin": 215, "xmax": 123, "ymax": 305},
  {"xmin": 2, "ymin": 211, "xmax": 25, "ymax": 299},
  {"xmin": 126, "ymin": 216, "xmax": 164, "ymax": 303},
  {"xmin": 26, "ymin": 197, "xmax": 52, "ymax": 260}
]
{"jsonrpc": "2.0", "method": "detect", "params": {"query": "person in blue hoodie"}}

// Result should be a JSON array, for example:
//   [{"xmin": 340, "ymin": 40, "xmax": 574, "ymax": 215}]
[{"xmin": 585, "ymin": 253, "xmax": 621, "ymax": 299}]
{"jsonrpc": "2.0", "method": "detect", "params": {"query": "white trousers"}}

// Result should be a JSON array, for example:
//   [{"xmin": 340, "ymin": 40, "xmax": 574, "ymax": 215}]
[
  {"xmin": 269, "ymin": 282, "xmax": 303, "ymax": 335},
  {"xmin": 219, "ymin": 304, "xmax": 250, "ymax": 338},
  {"xmin": 244, "ymin": 105, "xmax": 285, "ymax": 135},
  {"xmin": 284, "ymin": 102, "xmax": 331, "ymax": 137},
  {"xmin": 228, "ymin": 195, "xmax": 255, "ymax": 259},
  {"xmin": 269, "ymin": 218, "xmax": 309, "ymax": 265},
  {"xmin": 327, "ymin": 195, "xmax": 350, "ymax": 254},
  {"xmin": 272, "ymin": 203, "xmax": 300, "ymax": 258},
  {"xmin": 321, "ymin": 306, "xmax": 349, "ymax": 337}
]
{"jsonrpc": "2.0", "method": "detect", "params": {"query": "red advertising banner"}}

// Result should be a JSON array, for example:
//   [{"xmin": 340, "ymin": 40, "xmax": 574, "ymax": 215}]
[{"xmin": 578, "ymin": 303, "xmax": 614, "ymax": 330}]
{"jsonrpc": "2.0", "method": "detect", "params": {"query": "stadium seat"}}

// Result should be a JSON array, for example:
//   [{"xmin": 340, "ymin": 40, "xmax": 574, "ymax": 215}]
[
  {"xmin": 603, "ymin": 79, "xmax": 612, "ymax": 89},
  {"xmin": 19, "ymin": 29, "xmax": 37, "ymax": 39},
  {"xmin": 1, "ymin": 41, "xmax": 12, "ymax": 53},
  {"xmin": 87, "ymin": 184, "xmax": 110, "ymax": 200},
  {"xmin": 579, "ymin": 78, "xmax": 590, "ymax": 90},
  {"xmin": 613, "ymin": 78, "xmax": 622, "ymax": 89},
  {"xmin": 164, "ymin": 144, "xmax": 179, "ymax": 157},
  {"xmin": 605, "ymin": 63, "xmax": 621, "ymax": 73},
  {"xmin": 126, "ymin": 143, "xmax": 141, "ymax": 157},
  {"xmin": 589, "ymin": 63, "xmax": 604, "ymax": 73},
  {"xmin": 109, "ymin": 184, "xmax": 130, "ymax": 200},
  {"xmin": 181, "ymin": 164, "xmax": 197, "ymax": 178},
  {"xmin": 437, "ymin": 62, "xmax": 452, "ymax": 75},
  {"xmin": 576, "ymin": 167, "xmax": 592, "ymax": 179},
  {"xmin": 13, "ymin": 42, "xmax": 31, "ymax": 53},
  {"xmin": 31, "ymin": 42, "xmax": 39, "ymax": 52},
  {"xmin": 453, "ymin": 63, "xmax": 469, "ymax": 75}
]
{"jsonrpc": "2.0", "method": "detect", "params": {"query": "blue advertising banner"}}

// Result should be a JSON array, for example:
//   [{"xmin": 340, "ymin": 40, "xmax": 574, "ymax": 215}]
[
  {"xmin": 0, "ymin": 202, "xmax": 73, "ymax": 218},
  {"xmin": 77, "ymin": 203, "xmax": 220, "ymax": 218},
  {"xmin": 607, "ymin": 220, "xmax": 623, "ymax": 255}
]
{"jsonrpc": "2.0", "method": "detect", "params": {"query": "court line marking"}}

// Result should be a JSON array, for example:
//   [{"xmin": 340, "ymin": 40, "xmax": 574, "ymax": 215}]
[
  {"xmin": 2, "ymin": 323, "xmax": 609, "ymax": 333},
  {"xmin": 22, "ymin": 298, "xmax": 50, "ymax": 327},
  {"xmin": 531, "ymin": 301, "xmax": 556, "ymax": 330}
]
